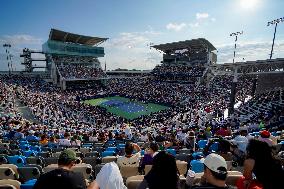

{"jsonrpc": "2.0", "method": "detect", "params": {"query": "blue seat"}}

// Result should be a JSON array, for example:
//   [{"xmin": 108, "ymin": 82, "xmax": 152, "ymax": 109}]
[
  {"xmin": 253, "ymin": 132, "xmax": 260, "ymax": 136},
  {"xmin": 106, "ymin": 140, "xmax": 115, "ymax": 146},
  {"xmin": 279, "ymin": 141, "xmax": 284, "ymax": 144},
  {"xmin": 82, "ymin": 144, "xmax": 92, "ymax": 148},
  {"xmin": 20, "ymin": 144, "xmax": 30, "ymax": 151},
  {"xmin": 166, "ymin": 149, "xmax": 176, "ymax": 156},
  {"xmin": 21, "ymin": 179, "xmax": 37, "ymax": 189},
  {"xmin": 101, "ymin": 151, "xmax": 115, "ymax": 157},
  {"xmin": 198, "ymin": 140, "xmax": 208, "ymax": 149},
  {"xmin": 209, "ymin": 142, "xmax": 219, "ymax": 152},
  {"xmin": 140, "ymin": 150, "xmax": 145, "ymax": 156},
  {"xmin": 271, "ymin": 132, "xmax": 276, "ymax": 136},
  {"xmin": 30, "ymin": 146, "xmax": 41, "ymax": 152},
  {"xmin": 192, "ymin": 151, "xmax": 204, "ymax": 159},
  {"xmin": 117, "ymin": 144, "xmax": 125, "ymax": 148},
  {"xmin": 105, "ymin": 147, "xmax": 117, "ymax": 152},
  {"xmin": 19, "ymin": 141, "xmax": 29, "ymax": 145},
  {"xmin": 190, "ymin": 160, "xmax": 204, "ymax": 173},
  {"xmin": 7, "ymin": 155, "xmax": 26, "ymax": 167},
  {"xmin": 23, "ymin": 150, "xmax": 37, "ymax": 157},
  {"xmin": 25, "ymin": 179, "xmax": 37, "ymax": 184}
]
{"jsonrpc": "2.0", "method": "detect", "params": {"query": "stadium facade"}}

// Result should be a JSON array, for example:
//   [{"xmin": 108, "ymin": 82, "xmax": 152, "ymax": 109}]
[
  {"xmin": 151, "ymin": 38, "xmax": 217, "ymax": 84},
  {"xmin": 42, "ymin": 29, "xmax": 108, "ymax": 90}
]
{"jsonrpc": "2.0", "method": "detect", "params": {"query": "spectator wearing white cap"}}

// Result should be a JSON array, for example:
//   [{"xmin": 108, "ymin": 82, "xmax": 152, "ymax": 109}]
[{"xmin": 191, "ymin": 153, "xmax": 235, "ymax": 189}]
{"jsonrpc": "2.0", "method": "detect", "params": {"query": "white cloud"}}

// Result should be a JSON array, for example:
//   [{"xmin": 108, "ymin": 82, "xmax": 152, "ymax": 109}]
[
  {"xmin": 101, "ymin": 29, "xmax": 163, "ymax": 70},
  {"xmin": 109, "ymin": 32, "xmax": 148, "ymax": 49},
  {"xmin": 196, "ymin": 13, "xmax": 209, "ymax": 20},
  {"xmin": 188, "ymin": 22, "xmax": 199, "ymax": 28},
  {"xmin": 166, "ymin": 22, "xmax": 187, "ymax": 32},
  {"xmin": 165, "ymin": 13, "xmax": 216, "ymax": 32},
  {"xmin": 216, "ymin": 40, "xmax": 284, "ymax": 63},
  {"xmin": 0, "ymin": 34, "xmax": 42, "ymax": 46}
]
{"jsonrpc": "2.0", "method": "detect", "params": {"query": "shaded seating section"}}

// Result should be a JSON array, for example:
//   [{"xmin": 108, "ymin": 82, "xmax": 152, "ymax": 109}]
[{"xmin": 0, "ymin": 138, "xmax": 282, "ymax": 189}]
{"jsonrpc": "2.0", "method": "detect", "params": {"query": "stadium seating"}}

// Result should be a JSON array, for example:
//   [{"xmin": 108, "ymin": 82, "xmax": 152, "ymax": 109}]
[
  {"xmin": 166, "ymin": 149, "xmax": 176, "ymax": 156},
  {"xmin": 119, "ymin": 166, "xmax": 139, "ymax": 180},
  {"xmin": 101, "ymin": 156, "xmax": 117, "ymax": 163},
  {"xmin": 17, "ymin": 167, "xmax": 40, "ymax": 182},
  {"xmin": 101, "ymin": 151, "xmax": 115, "ymax": 157},
  {"xmin": 190, "ymin": 160, "xmax": 204, "ymax": 173},
  {"xmin": 0, "ymin": 179, "xmax": 21, "ymax": 189},
  {"xmin": 7, "ymin": 156, "xmax": 25, "ymax": 167},
  {"xmin": 0, "ymin": 67, "xmax": 283, "ymax": 188},
  {"xmin": 126, "ymin": 175, "xmax": 144, "ymax": 189},
  {"xmin": 197, "ymin": 140, "xmax": 208, "ymax": 150},
  {"xmin": 176, "ymin": 160, "xmax": 188, "ymax": 175}
]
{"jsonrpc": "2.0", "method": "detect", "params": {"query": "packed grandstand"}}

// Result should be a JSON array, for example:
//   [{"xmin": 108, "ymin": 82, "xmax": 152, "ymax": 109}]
[{"xmin": 0, "ymin": 28, "xmax": 283, "ymax": 189}]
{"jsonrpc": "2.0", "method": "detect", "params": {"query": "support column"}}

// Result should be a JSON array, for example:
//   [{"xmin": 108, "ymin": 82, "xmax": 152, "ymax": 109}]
[
  {"xmin": 229, "ymin": 68, "xmax": 238, "ymax": 116},
  {"xmin": 251, "ymin": 78, "xmax": 258, "ymax": 97},
  {"xmin": 62, "ymin": 79, "xmax": 66, "ymax": 90},
  {"xmin": 229, "ymin": 81, "xmax": 237, "ymax": 116}
]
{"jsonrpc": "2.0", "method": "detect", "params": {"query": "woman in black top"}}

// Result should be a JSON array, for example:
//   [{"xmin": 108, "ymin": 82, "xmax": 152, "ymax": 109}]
[
  {"xmin": 138, "ymin": 151, "xmax": 179, "ymax": 189},
  {"xmin": 237, "ymin": 139, "xmax": 284, "ymax": 189}
]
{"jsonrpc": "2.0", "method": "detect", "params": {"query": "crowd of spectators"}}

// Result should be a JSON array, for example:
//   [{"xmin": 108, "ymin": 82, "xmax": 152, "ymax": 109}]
[
  {"xmin": 58, "ymin": 64, "xmax": 106, "ymax": 79},
  {"xmin": 52, "ymin": 55, "xmax": 98, "ymax": 64},
  {"xmin": 0, "ymin": 72, "xmax": 284, "ymax": 189},
  {"xmin": 152, "ymin": 65, "xmax": 206, "ymax": 81},
  {"xmin": 51, "ymin": 55, "xmax": 106, "ymax": 80},
  {"xmin": 1, "ymin": 73, "xmax": 281, "ymax": 143}
]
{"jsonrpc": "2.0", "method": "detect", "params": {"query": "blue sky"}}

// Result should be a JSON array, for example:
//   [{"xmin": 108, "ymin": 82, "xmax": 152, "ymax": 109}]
[{"xmin": 0, "ymin": 0, "xmax": 284, "ymax": 71}]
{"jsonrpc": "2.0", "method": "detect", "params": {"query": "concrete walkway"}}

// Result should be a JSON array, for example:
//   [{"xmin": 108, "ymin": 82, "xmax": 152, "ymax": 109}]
[{"xmin": 15, "ymin": 98, "xmax": 40, "ymax": 124}]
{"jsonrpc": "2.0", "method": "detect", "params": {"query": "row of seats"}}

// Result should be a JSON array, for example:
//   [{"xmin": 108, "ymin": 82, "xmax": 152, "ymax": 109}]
[
  {"xmin": 0, "ymin": 159, "xmax": 188, "ymax": 189},
  {"xmin": 125, "ymin": 171, "xmax": 243, "ymax": 189}
]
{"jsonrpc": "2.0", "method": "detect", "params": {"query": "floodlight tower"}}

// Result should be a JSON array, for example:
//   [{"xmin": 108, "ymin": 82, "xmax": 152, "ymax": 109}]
[
  {"xmin": 228, "ymin": 31, "xmax": 243, "ymax": 116},
  {"xmin": 230, "ymin": 31, "xmax": 243, "ymax": 64},
  {"xmin": 267, "ymin": 17, "xmax": 284, "ymax": 59}
]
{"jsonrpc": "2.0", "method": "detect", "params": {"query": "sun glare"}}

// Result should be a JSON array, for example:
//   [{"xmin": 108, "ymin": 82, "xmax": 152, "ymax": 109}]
[{"xmin": 240, "ymin": 0, "xmax": 258, "ymax": 9}]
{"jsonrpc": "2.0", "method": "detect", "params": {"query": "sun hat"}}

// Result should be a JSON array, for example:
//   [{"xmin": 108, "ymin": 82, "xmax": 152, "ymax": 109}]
[
  {"xmin": 203, "ymin": 153, "xmax": 227, "ymax": 174},
  {"xmin": 58, "ymin": 149, "xmax": 77, "ymax": 162}
]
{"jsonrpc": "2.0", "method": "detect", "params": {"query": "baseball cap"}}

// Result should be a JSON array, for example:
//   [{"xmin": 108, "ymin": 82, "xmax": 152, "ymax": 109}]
[
  {"xmin": 260, "ymin": 130, "xmax": 270, "ymax": 138},
  {"xmin": 58, "ymin": 149, "xmax": 77, "ymax": 162},
  {"xmin": 203, "ymin": 153, "xmax": 227, "ymax": 174}
]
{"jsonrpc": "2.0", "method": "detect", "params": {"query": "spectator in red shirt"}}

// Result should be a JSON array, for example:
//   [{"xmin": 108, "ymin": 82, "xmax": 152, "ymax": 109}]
[{"xmin": 215, "ymin": 126, "xmax": 230, "ymax": 137}]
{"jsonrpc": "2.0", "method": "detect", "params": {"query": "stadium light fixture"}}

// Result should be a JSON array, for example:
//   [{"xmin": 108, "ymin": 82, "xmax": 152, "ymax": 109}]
[
  {"xmin": 228, "ymin": 31, "xmax": 243, "ymax": 116},
  {"xmin": 267, "ymin": 17, "xmax": 284, "ymax": 59},
  {"xmin": 230, "ymin": 31, "xmax": 243, "ymax": 64}
]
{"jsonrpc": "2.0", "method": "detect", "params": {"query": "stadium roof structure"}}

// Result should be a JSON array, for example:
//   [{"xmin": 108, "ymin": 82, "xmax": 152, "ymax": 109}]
[
  {"xmin": 151, "ymin": 38, "xmax": 216, "ymax": 53},
  {"xmin": 48, "ymin": 28, "xmax": 108, "ymax": 46}
]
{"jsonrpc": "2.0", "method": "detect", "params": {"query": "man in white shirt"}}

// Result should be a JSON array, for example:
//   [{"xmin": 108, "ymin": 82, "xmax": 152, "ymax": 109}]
[
  {"xmin": 58, "ymin": 133, "xmax": 71, "ymax": 146},
  {"xmin": 140, "ymin": 133, "xmax": 148, "ymax": 142},
  {"xmin": 117, "ymin": 142, "xmax": 141, "ymax": 167},
  {"xmin": 231, "ymin": 127, "xmax": 252, "ymax": 153}
]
